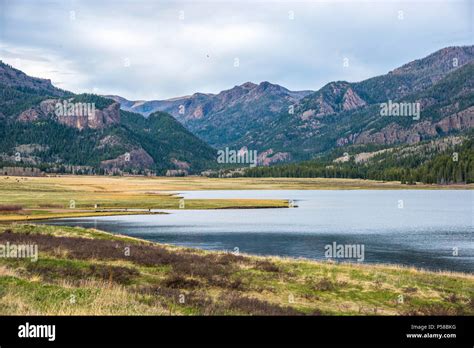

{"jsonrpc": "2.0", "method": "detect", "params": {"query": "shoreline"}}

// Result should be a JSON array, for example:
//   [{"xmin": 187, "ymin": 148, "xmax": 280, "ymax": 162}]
[
  {"xmin": 0, "ymin": 204, "xmax": 292, "ymax": 222},
  {"xmin": 0, "ymin": 210, "xmax": 166, "ymax": 223},
  {"xmin": 0, "ymin": 223, "xmax": 472, "ymax": 315},
  {"xmin": 31, "ymin": 222, "xmax": 474, "ymax": 278},
  {"xmin": 1, "ymin": 176, "xmax": 471, "ymax": 221}
]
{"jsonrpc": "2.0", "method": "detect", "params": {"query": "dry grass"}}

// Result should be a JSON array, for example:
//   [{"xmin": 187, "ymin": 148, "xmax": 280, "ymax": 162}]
[
  {"xmin": 18, "ymin": 175, "xmax": 474, "ymax": 190},
  {"xmin": 0, "ymin": 204, "xmax": 23, "ymax": 212},
  {"xmin": 0, "ymin": 224, "xmax": 472, "ymax": 316},
  {"xmin": 0, "ymin": 175, "xmax": 293, "ymax": 221},
  {"xmin": 1, "ymin": 278, "xmax": 169, "ymax": 315},
  {"xmin": 1, "ymin": 174, "xmax": 470, "ymax": 221}
]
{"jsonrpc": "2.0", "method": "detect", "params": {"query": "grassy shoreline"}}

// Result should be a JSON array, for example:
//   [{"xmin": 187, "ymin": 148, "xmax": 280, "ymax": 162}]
[
  {"xmin": 0, "ymin": 223, "xmax": 472, "ymax": 316},
  {"xmin": 0, "ymin": 175, "xmax": 293, "ymax": 222},
  {"xmin": 0, "ymin": 175, "xmax": 471, "ymax": 221}
]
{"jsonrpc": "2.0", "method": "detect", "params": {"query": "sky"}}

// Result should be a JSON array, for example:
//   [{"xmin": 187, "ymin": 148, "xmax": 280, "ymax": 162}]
[{"xmin": 0, "ymin": 0, "xmax": 472, "ymax": 100}]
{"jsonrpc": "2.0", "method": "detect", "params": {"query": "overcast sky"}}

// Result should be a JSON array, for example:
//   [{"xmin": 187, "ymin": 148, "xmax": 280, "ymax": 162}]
[{"xmin": 0, "ymin": 0, "xmax": 472, "ymax": 100}]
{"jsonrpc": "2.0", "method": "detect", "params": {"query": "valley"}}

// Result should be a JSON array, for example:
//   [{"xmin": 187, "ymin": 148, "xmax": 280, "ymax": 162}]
[{"xmin": 1, "ymin": 0, "xmax": 473, "ymax": 330}]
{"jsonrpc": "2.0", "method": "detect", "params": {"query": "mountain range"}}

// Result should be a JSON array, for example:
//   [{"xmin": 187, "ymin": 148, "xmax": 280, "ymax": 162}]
[
  {"xmin": 0, "ymin": 45, "xmax": 473, "ymax": 175},
  {"xmin": 106, "ymin": 81, "xmax": 313, "ymax": 161},
  {"xmin": 108, "ymin": 46, "xmax": 474, "ymax": 164},
  {"xmin": 0, "ymin": 63, "xmax": 215, "ymax": 175}
]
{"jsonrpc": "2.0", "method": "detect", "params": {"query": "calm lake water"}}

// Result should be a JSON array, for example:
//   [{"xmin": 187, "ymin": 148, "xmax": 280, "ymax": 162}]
[{"xmin": 43, "ymin": 190, "xmax": 473, "ymax": 273}]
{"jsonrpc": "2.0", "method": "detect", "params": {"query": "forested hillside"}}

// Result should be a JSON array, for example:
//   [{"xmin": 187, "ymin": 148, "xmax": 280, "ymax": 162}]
[
  {"xmin": 244, "ymin": 134, "xmax": 474, "ymax": 184},
  {"xmin": 0, "ymin": 62, "xmax": 216, "ymax": 174}
]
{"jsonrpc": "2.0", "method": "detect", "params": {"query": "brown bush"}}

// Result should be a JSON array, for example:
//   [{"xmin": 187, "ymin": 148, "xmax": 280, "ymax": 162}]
[
  {"xmin": 0, "ymin": 230, "xmax": 238, "ymax": 281},
  {"xmin": 38, "ymin": 204, "xmax": 62, "ymax": 208},
  {"xmin": 207, "ymin": 276, "xmax": 245, "ymax": 290},
  {"xmin": 25, "ymin": 262, "xmax": 139, "ymax": 285},
  {"xmin": 254, "ymin": 260, "xmax": 280, "ymax": 272},
  {"xmin": 162, "ymin": 273, "xmax": 201, "ymax": 289},
  {"xmin": 311, "ymin": 278, "xmax": 337, "ymax": 291},
  {"xmin": 401, "ymin": 304, "xmax": 466, "ymax": 316},
  {"xmin": 0, "ymin": 205, "xmax": 23, "ymax": 212},
  {"xmin": 403, "ymin": 286, "xmax": 418, "ymax": 293}
]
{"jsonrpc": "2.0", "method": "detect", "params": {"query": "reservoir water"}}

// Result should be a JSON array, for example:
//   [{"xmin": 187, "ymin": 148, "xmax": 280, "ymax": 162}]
[{"xmin": 43, "ymin": 190, "xmax": 473, "ymax": 273}]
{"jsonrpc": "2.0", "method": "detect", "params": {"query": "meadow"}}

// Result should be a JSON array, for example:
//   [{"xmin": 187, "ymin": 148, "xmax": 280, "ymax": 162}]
[
  {"xmin": 0, "ymin": 175, "xmax": 471, "ymax": 221},
  {"xmin": 0, "ymin": 224, "xmax": 472, "ymax": 315},
  {"xmin": 0, "ymin": 175, "xmax": 292, "ymax": 221}
]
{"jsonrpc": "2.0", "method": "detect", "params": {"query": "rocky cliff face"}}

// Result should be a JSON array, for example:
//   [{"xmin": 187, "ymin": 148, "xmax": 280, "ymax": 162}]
[
  {"xmin": 59, "ymin": 102, "xmax": 120, "ymax": 130},
  {"xmin": 337, "ymin": 106, "xmax": 474, "ymax": 146},
  {"xmin": 257, "ymin": 149, "xmax": 291, "ymax": 166},
  {"xmin": 342, "ymin": 88, "xmax": 367, "ymax": 111},
  {"xmin": 18, "ymin": 99, "xmax": 121, "ymax": 130},
  {"xmin": 297, "ymin": 82, "xmax": 367, "ymax": 119}
]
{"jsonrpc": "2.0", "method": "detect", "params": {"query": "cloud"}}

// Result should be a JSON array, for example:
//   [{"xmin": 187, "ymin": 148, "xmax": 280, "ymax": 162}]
[{"xmin": 0, "ymin": 0, "xmax": 472, "ymax": 100}]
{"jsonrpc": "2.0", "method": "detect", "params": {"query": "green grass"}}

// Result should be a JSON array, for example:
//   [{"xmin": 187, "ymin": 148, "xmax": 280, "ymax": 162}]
[{"xmin": 0, "ymin": 224, "xmax": 472, "ymax": 316}]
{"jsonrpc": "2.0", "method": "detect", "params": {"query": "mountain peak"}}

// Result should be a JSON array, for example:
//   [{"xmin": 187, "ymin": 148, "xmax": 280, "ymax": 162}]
[
  {"xmin": 256, "ymin": 81, "xmax": 287, "ymax": 92},
  {"xmin": 240, "ymin": 81, "xmax": 257, "ymax": 89}
]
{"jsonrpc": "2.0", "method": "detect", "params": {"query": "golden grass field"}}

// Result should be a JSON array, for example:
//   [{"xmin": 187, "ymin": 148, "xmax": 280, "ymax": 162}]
[
  {"xmin": 0, "ymin": 175, "xmax": 292, "ymax": 221},
  {"xmin": 0, "ymin": 175, "xmax": 471, "ymax": 221}
]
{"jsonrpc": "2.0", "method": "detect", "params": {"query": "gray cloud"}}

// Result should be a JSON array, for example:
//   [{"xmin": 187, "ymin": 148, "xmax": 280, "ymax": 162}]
[{"xmin": 0, "ymin": 0, "xmax": 472, "ymax": 100}]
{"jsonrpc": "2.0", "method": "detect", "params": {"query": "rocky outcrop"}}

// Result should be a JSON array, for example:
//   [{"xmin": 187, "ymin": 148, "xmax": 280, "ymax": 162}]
[
  {"xmin": 436, "ymin": 107, "xmax": 474, "ymax": 132},
  {"xmin": 18, "ymin": 108, "xmax": 41, "ymax": 122},
  {"xmin": 342, "ymin": 88, "xmax": 367, "ymax": 111},
  {"xmin": 298, "ymin": 82, "xmax": 367, "ymax": 120},
  {"xmin": 56, "ymin": 101, "xmax": 120, "ymax": 130},
  {"xmin": 18, "ymin": 99, "xmax": 121, "ymax": 130},
  {"xmin": 97, "ymin": 135, "xmax": 122, "ymax": 149},
  {"xmin": 304, "ymin": 96, "xmax": 335, "ymax": 118},
  {"xmin": 100, "ymin": 148, "xmax": 154, "ymax": 170},
  {"xmin": 257, "ymin": 149, "xmax": 291, "ymax": 166},
  {"xmin": 354, "ymin": 149, "xmax": 392, "ymax": 164},
  {"xmin": 171, "ymin": 158, "xmax": 190, "ymax": 170},
  {"xmin": 338, "ymin": 106, "xmax": 474, "ymax": 146},
  {"xmin": 18, "ymin": 99, "xmax": 58, "ymax": 123}
]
